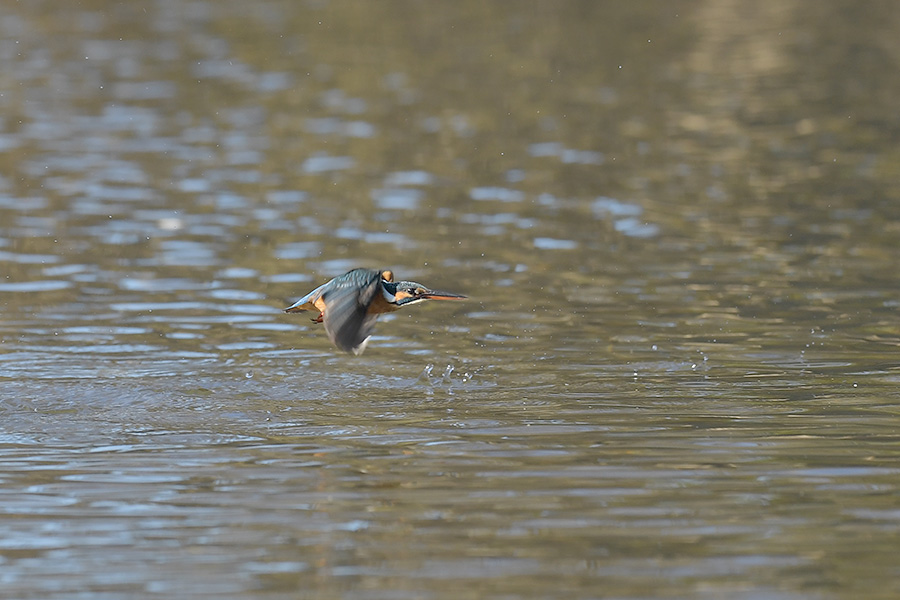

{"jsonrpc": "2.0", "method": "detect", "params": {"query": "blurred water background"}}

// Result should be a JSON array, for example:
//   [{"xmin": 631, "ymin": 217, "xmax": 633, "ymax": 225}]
[{"xmin": 1, "ymin": 1, "xmax": 899, "ymax": 598}]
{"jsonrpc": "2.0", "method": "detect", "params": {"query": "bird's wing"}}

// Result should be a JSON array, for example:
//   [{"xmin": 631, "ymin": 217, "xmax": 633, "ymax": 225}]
[{"xmin": 321, "ymin": 270, "xmax": 382, "ymax": 354}]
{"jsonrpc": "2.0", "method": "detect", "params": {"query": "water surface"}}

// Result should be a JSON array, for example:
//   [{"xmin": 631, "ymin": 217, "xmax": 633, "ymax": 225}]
[{"xmin": 1, "ymin": 1, "xmax": 899, "ymax": 599}]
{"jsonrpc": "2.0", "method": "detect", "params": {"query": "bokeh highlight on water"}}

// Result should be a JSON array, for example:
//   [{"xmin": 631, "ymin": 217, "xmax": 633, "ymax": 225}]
[{"xmin": 1, "ymin": 2, "xmax": 899, "ymax": 598}]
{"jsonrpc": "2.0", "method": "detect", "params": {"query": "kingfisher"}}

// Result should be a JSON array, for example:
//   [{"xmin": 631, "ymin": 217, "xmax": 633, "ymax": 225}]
[{"xmin": 283, "ymin": 268, "xmax": 467, "ymax": 354}]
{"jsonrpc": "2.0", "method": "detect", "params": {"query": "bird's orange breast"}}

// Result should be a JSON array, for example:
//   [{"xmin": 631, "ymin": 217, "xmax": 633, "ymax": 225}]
[{"xmin": 367, "ymin": 290, "xmax": 401, "ymax": 316}]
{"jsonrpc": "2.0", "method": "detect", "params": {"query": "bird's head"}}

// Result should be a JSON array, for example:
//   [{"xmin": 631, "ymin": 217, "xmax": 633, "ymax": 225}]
[{"xmin": 389, "ymin": 280, "xmax": 467, "ymax": 306}]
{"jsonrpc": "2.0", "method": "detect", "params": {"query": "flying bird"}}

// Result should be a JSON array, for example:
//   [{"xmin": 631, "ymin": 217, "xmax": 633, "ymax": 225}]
[{"xmin": 284, "ymin": 268, "xmax": 466, "ymax": 354}]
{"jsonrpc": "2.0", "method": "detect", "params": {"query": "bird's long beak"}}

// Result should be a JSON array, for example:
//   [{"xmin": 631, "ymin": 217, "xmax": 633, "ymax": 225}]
[{"xmin": 419, "ymin": 290, "xmax": 467, "ymax": 301}]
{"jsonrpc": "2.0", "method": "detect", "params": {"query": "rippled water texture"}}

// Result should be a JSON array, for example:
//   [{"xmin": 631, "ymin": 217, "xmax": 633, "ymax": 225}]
[{"xmin": 1, "ymin": 2, "xmax": 899, "ymax": 599}]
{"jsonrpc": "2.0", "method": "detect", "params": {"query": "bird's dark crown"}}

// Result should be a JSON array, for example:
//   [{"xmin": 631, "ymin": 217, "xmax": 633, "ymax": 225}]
[{"xmin": 384, "ymin": 280, "xmax": 430, "ymax": 305}]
